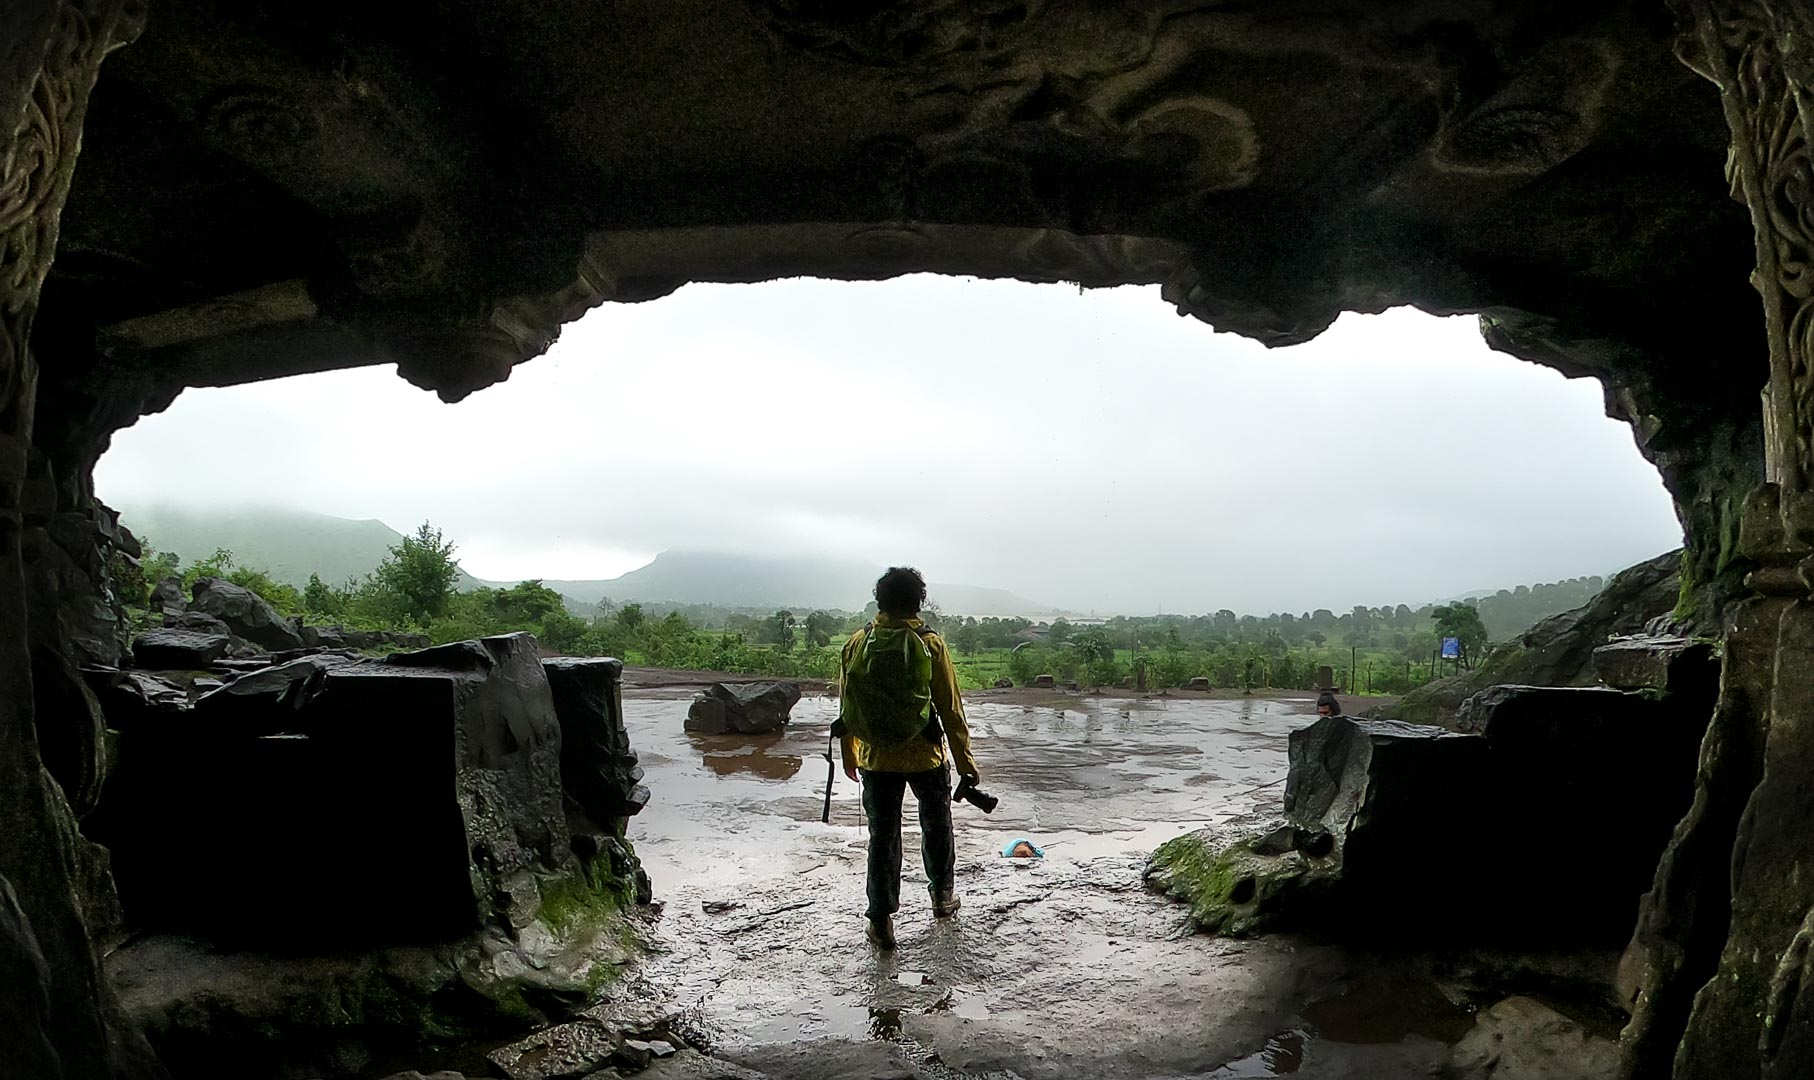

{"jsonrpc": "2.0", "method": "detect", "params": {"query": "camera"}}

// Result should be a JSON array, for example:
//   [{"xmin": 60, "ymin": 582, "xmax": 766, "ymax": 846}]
[{"xmin": 953, "ymin": 774, "xmax": 999, "ymax": 814}]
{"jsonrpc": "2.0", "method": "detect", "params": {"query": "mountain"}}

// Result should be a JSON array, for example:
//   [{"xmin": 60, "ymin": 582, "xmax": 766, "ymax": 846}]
[
  {"xmin": 113, "ymin": 504, "xmax": 490, "ymax": 589},
  {"xmin": 543, "ymin": 551, "xmax": 1058, "ymax": 617}
]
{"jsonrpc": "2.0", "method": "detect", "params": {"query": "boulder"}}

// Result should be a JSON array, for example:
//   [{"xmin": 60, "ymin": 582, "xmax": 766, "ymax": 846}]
[
  {"xmin": 993, "ymin": 678, "xmax": 1013, "ymax": 689},
  {"xmin": 163, "ymin": 608, "xmax": 234, "ymax": 638},
  {"xmin": 684, "ymin": 681, "xmax": 800, "ymax": 735},
  {"xmin": 188, "ymin": 577, "xmax": 305, "ymax": 651},
  {"xmin": 1030, "ymin": 674, "xmax": 1056, "ymax": 689},
  {"xmin": 131, "ymin": 628, "xmax": 230, "ymax": 669},
  {"xmin": 150, "ymin": 575, "xmax": 186, "ymax": 611},
  {"xmin": 487, "ymin": 1018, "xmax": 620, "ymax": 1080},
  {"xmin": 684, "ymin": 694, "xmax": 728, "ymax": 735},
  {"xmin": 542, "ymin": 657, "xmax": 650, "ymax": 829},
  {"xmin": 1447, "ymin": 996, "xmax": 1620, "ymax": 1079}
]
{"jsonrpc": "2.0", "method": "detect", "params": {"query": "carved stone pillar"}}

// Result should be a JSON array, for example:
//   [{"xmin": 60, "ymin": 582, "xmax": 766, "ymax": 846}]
[
  {"xmin": 0, "ymin": 2, "xmax": 155, "ymax": 1079},
  {"xmin": 1639, "ymin": 3, "xmax": 1814, "ymax": 1078}
]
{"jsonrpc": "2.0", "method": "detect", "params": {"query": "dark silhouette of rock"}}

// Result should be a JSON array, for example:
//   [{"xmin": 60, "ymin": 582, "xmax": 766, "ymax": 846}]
[
  {"xmin": 130, "ymin": 629, "xmax": 230, "ymax": 669},
  {"xmin": 1030, "ymin": 675, "xmax": 1056, "ymax": 689},
  {"xmin": 0, "ymin": 875, "xmax": 62, "ymax": 1080},
  {"xmin": 684, "ymin": 681, "xmax": 800, "ymax": 735},
  {"xmin": 542, "ymin": 657, "xmax": 649, "ymax": 829},
  {"xmin": 993, "ymin": 678, "xmax": 1013, "ymax": 689},
  {"xmin": 1154, "ymin": 680, "xmax": 1711, "ymax": 946},
  {"xmin": 92, "ymin": 633, "xmax": 570, "ymax": 942},
  {"xmin": 83, "ymin": 668, "xmax": 188, "ymax": 732},
  {"xmin": 188, "ymin": 577, "xmax": 305, "ymax": 652}
]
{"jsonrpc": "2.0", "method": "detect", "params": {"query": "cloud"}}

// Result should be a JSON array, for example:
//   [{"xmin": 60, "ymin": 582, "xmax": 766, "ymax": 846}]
[{"xmin": 96, "ymin": 276, "xmax": 1683, "ymax": 613}]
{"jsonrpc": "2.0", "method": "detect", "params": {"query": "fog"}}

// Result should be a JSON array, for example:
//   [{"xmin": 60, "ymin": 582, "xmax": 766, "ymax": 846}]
[{"xmin": 96, "ymin": 276, "xmax": 1683, "ymax": 614}]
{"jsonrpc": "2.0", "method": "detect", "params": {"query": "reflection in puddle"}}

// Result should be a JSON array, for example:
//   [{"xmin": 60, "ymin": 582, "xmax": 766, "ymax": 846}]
[
  {"xmin": 692, "ymin": 734, "xmax": 804, "ymax": 780},
  {"xmin": 1207, "ymin": 1030, "xmax": 1305, "ymax": 1076},
  {"xmin": 869, "ymin": 1006, "xmax": 902, "ymax": 1040}
]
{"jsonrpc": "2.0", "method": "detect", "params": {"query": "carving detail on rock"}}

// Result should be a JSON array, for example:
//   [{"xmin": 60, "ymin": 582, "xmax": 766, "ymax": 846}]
[{"xmin": 1641, "ymin": 5, "xmax": 1814, "ymax": 1080}]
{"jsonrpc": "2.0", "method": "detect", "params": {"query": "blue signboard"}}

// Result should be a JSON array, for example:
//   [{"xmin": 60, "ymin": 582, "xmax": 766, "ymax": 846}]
[{"xmin": 1440, "ymin": 636, "xmax": 1461, "ymax": 659}]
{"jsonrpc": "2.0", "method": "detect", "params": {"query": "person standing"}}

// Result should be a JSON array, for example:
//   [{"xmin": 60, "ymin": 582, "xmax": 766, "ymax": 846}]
[{"xmin": 837, "ymin": 566, "xmax": 980, "ymax": 949}]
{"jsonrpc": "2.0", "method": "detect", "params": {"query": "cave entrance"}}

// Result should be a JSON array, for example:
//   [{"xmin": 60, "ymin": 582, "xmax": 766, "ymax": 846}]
[{"xmin": 84, "ymin": 275, "xmax": 1692, "ymax": 1075}]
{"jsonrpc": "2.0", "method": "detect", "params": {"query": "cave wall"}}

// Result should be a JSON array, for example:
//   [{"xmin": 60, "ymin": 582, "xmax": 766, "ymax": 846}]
[
  {"xmin": 0, "ymin": 3, "xmax": 1802, "ymax": 1079},
  {"xmin": 0, "ymin": 2, "xmax": 164, "ymax": 1079}
]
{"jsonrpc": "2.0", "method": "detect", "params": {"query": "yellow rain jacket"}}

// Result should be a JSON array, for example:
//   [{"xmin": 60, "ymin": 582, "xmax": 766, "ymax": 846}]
[{"xmin": 839, "ymin": 613, "xmax": 980, "ymax": 778}]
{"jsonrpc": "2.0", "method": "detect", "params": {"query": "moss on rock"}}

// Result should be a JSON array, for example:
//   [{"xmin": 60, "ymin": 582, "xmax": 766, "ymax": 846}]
[{"xmin": 1146, "ymin": 826, "xmax": 1339, "ymax": 937}]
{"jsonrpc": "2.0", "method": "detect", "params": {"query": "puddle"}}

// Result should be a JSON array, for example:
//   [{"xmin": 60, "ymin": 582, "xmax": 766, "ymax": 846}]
[
  {"xmin": 1205, "ymin": 1030, "xmax": 1307, "ymax": 1076},
  {"xmin": 1301, "ymin": 976, "xmax": 1476, "ymax": 1045}
]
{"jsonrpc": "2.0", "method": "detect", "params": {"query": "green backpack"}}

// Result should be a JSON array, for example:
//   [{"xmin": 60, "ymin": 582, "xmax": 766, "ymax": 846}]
[{"xmin": 839, "ymin": 623, "xmax": 938, "ymax": 746}]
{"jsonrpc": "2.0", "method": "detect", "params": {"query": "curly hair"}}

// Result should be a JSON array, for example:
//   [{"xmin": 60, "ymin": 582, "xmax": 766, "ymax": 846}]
[{"xmin": 874, "ymin": 566, "xmax": 927, "ymax": 616}]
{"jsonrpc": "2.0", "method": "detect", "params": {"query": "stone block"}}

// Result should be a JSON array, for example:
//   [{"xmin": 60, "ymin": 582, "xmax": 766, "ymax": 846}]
[
  {"xmin": 1592, "ymin": 635, "xmax": 1717, "ymax": 693},
  {"xmin": 93, "ymin": 632, "xmax": 570, "ymax": 942},
  {"xmin": 130, "ymin": 628, "xmax": 230, "ymax": 669}
]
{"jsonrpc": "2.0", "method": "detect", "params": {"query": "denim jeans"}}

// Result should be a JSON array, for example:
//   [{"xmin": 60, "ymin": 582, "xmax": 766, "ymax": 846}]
[{"xmin": 860, "ymin": 766, "xmax": 956, "ymax": 919}]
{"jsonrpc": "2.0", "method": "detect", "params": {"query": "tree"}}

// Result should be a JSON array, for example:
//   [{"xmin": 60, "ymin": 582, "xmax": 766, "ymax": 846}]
[
  {"xmin": 1431, "ymin": 601, "xmax": 1489, "ymax": 668},
  {"xmin": 1072, "ymin": 629, "xmax": 1115, "ymax": 665},
  {"xmin": 950, "ymin": 618, "xmax": 983, "ymax": 656},
  {"xmin": 761, "ymin": 609, "xmax": 797, "ymax": 650},
  {"xmin": 303, "ymin": 573, "xmax": 346, "ymax": 618},
  {"xmin": 615, "ymin": 602, "xmax": 646, "ymax": 632},
  {"xmin": 373, "ymin": 522, "xmax": 461, "ymax": 623},
  {"xmin": 803, "ymin": 610, "xmax": 842, "ymax": 649},
  {"xmin": 1048, "ymin": 618, "xmax": 1073, "ymax": 645}
]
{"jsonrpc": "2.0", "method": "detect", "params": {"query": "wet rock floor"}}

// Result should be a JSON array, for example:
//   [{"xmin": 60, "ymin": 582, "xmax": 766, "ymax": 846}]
[{"xmin": 619, "ymin": 691, "xmax": 1620, "ymax": 1079}]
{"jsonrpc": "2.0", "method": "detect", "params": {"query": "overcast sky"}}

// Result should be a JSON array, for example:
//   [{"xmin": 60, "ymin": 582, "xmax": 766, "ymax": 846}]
[{"xmin": 95, "ymin": 276, "xmax": 1683, "ymax": 614}]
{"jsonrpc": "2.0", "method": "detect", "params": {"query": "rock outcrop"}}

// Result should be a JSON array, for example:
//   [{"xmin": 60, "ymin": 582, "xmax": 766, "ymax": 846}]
[
  {"xmin": 684, "ymin": 682, "xmax": 801, "ymax": 736},
  {"xmin": 1150, "ymin": 675, "xmax": 1713, "ymax": 945},
  {"xmin": 84, "ymin": 634, "xmax": 652, "ymax": 1077},
  {"xmin": 1375, "ymin": 551, "xmax": 1681, "ymax": 728},
  {"xmin": 90, "ymin": 634, "xmax": 629, "ymax": 942}
]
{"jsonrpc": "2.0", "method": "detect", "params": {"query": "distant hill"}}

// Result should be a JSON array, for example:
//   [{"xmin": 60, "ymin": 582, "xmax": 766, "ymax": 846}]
[
  {"xmin": 545, "ymin": 551, "xmax": 1057, "ymax": 617},
  {"xmin": 113, "ymin": 504, "xmax": 490, "ymax": 589},
  {"xmin": 107, "ymin": 507, "xmax": 1055, "ymax": 616}
]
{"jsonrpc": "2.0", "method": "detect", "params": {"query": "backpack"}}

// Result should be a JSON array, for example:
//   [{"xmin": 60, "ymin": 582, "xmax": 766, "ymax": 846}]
[{"xmin": 839, "ymin": 622, "xmax": 938, "ymax": 747}]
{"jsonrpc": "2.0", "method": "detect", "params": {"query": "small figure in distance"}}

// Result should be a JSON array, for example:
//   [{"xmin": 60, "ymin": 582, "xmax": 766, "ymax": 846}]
[
  {"xmin": 836, "ymin": 566, "xmax": 981, "ymax": 951},
  {"xmin": 1316, "ymin": 691, "xmax": 1344, "ymax": 719}
]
